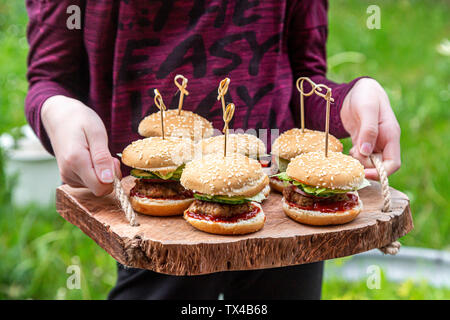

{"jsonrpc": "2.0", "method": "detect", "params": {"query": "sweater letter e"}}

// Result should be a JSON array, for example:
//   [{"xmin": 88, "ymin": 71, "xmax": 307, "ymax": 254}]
[{"xmin": 66, "ymin": 5, "xmax": 81, "ymax": 30}]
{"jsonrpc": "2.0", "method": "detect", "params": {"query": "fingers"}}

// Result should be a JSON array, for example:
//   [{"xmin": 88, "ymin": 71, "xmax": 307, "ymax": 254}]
[
  {"xmin": 346, "ymin": 78, "xmax": 401, "ymax": 179},
  {"xmin": 61, "ymin": 147, "xmax": 113, "ymax": 197},
  {"xmin": 354, "ymin": 100, "xmax": 380, "ymax": 157},
  {"xmin": 83, "ymin": 125, "xmax": 115, "ymax": 185},
  {"xmin": 113, "ymin": 157, "xmax": 122, "ymax": 180},
  {"xmin": 44, "ymin": 97, "xmax": 117, "ymax": 197},
  {"xmin": 379, "ymin": 104, "xmax": 402, "ymax": 177},
  {"xmin": 349, "ymin": 146, "xmax": 376, "ymax": 178},
  {"xmin": 364, "ymin": 168, "xmax": 380, "ymax": 180},
  {"xmin": 380, "ymin": 133, "xmax": 401, "ymax": 176}
]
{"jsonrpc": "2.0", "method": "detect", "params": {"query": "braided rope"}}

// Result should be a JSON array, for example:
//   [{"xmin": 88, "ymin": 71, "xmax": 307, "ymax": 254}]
[
  {"xmin": 370, "ymin": 154, "xmax": 399, "ymax": 255},
  {"xmin": 113, "ymin": 177, "xmax": 139, "ymax": 227},
  {"xmin": 370, "ymin": 155, "xmax": 392, "ymax": 212}
]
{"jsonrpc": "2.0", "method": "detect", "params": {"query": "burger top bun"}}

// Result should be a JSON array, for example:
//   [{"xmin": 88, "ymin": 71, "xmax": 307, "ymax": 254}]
[
  {"xmin": 196, "ymin": 133, "xmax": 266, "ymax": 159},
  {"xmin": 138, "ymin": 109, "xmax": 214, "ymax": 141},
  {"xmin": 272, "ymin": 128, "xmax": 343, "ymax": 160},
  {"xmin": 286, "ymin": 151, "xmax": 365, "ymax": 190},
  {"xmin": 180, "ymin": 153, "xmax": 269, "ymax": 197},
  {"xmin": 122, "ymin": 137, "xmax": 194, "ymax": 174}
]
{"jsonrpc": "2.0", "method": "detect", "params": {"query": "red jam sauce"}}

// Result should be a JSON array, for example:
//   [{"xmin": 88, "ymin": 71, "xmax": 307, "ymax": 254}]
[
  {"xmin": 288, "ymin": 193, "xmax": 359, "ymax": 213},
  {"xmin": 186, "ymin": 203, "xmax": 260, "ymax": 223}
]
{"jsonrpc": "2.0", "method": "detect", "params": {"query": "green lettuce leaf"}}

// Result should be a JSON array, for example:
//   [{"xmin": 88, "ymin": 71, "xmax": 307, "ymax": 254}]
[
  {"xmin": 194, "ymin": 194, "xmax": 247, "ymax": 205},
  {"xmin": 271, "ymin": 172, "xmax": 370, "ymax": 197},
  {"xmin": 131, "ymin": 164, "xmax": 185, "ymax": 181},
  {"xmin": 193, "ymin": 189, "xmax": 267, "ymax": 205}
]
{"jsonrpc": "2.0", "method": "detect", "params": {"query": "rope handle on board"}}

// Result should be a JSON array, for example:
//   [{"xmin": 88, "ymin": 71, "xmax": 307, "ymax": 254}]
[
  {"xmin": 113, "ymin": 176, "xmax": 139, "ymax": 227},
  {"xmin": 370, "ymin": 154, "xmax": 400, "ymax": 255}
]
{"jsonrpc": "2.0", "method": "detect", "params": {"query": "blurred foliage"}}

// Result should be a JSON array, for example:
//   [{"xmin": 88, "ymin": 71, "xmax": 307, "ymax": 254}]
[
  {"xmin": 0, "ymin": 1, "xmax": 28, "ymax": 134},
  {"xmin": 327, "ymin": 0, "xmax": 450, "ymax": 250},
  {"xmin": 324, "ymin": 275, "xmax": 450, "ymax": 300},
  {"xmin": 0, "ymin": 0, "xmax": 449, "ymax": 299}
]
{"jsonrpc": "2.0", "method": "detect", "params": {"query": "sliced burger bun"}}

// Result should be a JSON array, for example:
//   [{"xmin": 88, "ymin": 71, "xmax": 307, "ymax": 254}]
[
  {"xmin": 138, "ymin": 109, "xmax": 214, "ymax": 141},
  {"xmin": 196, "ymin": 133, "xmax": 267, "ymax": 159},
  {"xmin": 184, "ymin": 202, "xmax": 266, "ymax": 235},
  {"xmin": 269, "ymin": 176, "xmax": 285, "ymax": 193},
  {"xmin": 262, "ymin": 184, "xmax": 271, "ymax": 198},
  {"xmin": 286, "ymin": 151, "xmax": 365, "ymax": 191},
  {"xmin": 282, "ymin": 196, "xmax": 362, "ymax": 226},
  {"xmin": 272, "ymin": 128, "xmax": 343, "ymax": 160},
  {"xmin": 122, "ymin": 136, "xmax": 194, "ymax": 174},
  {"xmin": 180, "ymin": 153, "xmax": 269, "ymax": 198},
  {"xmin": 130, "ymin": 196, "xmax": 194, "ymax": 216}
]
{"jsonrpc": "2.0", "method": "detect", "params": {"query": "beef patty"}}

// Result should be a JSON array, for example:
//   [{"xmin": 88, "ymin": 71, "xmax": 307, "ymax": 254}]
[
  {"xmin": 131, "ymin": 179, "xmax": 193, "ymax": 199},
  {"xmin": 283, "ymin": 185, "xmax": 350, "ymax": 206},
  {"xmin": 188, "ymin": 200, "xmax": 252, "ymax": 218}
]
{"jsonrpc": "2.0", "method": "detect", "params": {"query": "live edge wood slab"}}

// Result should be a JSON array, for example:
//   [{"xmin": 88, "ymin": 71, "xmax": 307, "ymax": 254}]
[{"xmin": 56, "ymin": 176, "xmax": 413, "ymax": 276}]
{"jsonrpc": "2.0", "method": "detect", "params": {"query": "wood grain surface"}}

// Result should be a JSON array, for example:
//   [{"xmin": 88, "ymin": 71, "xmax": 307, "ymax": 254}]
[{"xmin": 56, "ymin": 176, "xmax": 413, "ymax": 275}]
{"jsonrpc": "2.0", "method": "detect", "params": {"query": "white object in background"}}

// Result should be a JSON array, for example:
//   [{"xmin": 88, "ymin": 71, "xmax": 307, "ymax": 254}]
[
  {"xmin": 325, "ymin": 247, "xmax": 450, "ymax": 288},
  {"xmin": 3, "ymin": 125, "xmax": 60, "ymax": 207}
]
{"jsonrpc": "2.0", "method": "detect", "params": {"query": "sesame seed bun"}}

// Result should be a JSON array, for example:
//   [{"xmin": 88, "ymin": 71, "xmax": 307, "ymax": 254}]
[
  {"xmin": 138, "ymin": 109, "xmax": 214, "ymax": 141},
  {"xmin": 272, "ymin": 128, "xmax": 343, "ymax": 160},
  {"xmin": 282, "ymin": 194, "xmax": 362, "ymax": 226},
  {"xmin": 131, "ymin": 196, "xmax": 194, "ymax": 216},
  {"xmin": 180, "ymin": 153, "xmax": 269, "ymax": 197},
  {"xmin": 286, "ymin": 151, "xmax": 365, "ymax": 190},
  {"xmin": 122, "ymin": 137, "xmax": 194, "ymax": 175},
  {"xmin": 196, "ymin": 133, "xmax": 267, "ymax": 159},
  {"xmin": 184, "ymin": 202, "xmax": 265, "ymax": 235}
]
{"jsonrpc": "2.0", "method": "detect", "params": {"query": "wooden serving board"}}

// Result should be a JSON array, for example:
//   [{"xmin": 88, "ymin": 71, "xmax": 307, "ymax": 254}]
[{"xmin": 56, "ymin": 176, "xmax": 413, "ymax": 275}]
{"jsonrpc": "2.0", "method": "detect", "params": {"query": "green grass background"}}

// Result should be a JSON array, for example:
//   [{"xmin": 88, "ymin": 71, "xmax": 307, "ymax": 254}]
[{"xmin": 0, "ymin": 0, "xmax": 449, "ymax": 299}]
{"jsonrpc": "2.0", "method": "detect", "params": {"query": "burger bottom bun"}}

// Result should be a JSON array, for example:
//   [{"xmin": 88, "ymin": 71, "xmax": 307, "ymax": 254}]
[
  {"xmin": 130, "ymin": 196, "xmax": 194, "ymax": 216},
  {"xmin": 282, "ymin": 197, "xmax": 362, "ymax": 226},
  {"xmin": 184, "ymin": 202, "xmax": 266, "ymax": 235},
  {"xmin": 269, "ymin": 177, "xmax": 285, "ymax": 193}
]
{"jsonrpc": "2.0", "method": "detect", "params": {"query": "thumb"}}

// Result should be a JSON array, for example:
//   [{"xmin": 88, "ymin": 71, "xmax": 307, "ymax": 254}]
[
  {"xmin": 85, "ymin": 126, "xmax": 115, "ymax": 184},
  {"xmin": 357, "ymin": 104, "xmax": 379, "ymax": 157},
  {"xmin": 113, "ymin": 157, "xmax": 122, "ymax": 180}
]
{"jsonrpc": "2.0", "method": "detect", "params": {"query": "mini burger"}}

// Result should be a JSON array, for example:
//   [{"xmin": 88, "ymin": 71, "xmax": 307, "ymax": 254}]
[
  {"xmin": 180, "ymin": 153, "xmax": 269, "ymax": 235},
  {"xmin": 196, "ymin": 133, "xmax": 272, "ymax": 197},
  {"xmin": 121, "ymin": 137, "xmax": 195, "ymax": 216},
  {"xmin": 270, "ymin": 128, "xmax": 343, "ymax": 193},
  {"xmin": 138, "ymin": 109, "xmax": 214, "ymax": 142},
  {"xmin": 274, "ymin": 151, "xmax": 370, "ymax": 226}
]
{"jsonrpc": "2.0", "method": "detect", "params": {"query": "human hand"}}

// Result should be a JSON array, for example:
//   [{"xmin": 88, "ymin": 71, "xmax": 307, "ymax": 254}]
[
  {"xmin": 340, "ymin": 78, "xmax": 401, "ymax": 180},
  {"xmin": 41, "ymin": 95, "xmax": 121, "ymax": 196}
]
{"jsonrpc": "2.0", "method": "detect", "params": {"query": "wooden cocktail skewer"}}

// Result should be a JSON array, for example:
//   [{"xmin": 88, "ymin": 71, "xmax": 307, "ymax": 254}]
[
  {"xmin": 296, "ymin": 77, "xmax": 318, "ymax": 133},
  {"xmin": 296, "ymin": 76, "xmax": 335, "ymax": 157},
  {"xmin": 222, "ymin": 102, "xmax": 235, "ymax": 157},
  {"xmin": 313, "ymin": 84, "xmax": 334, "ymax": 157},
  {"xmin": 217, "ymin": 78, "xmax": 230, "ymax": 114},
  {"xmin": 174, "ymin": 74, "xmax": 189, "ymax": 115},
  {"xmin": 154, "ymin": 89, "xmax": 167, "ymax": 139}
]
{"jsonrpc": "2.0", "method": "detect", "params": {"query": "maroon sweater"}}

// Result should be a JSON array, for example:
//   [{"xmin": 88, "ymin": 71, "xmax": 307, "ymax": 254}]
[{"xmin": 25, "ymin": 0, "xmax": 362, "ymax": 157}]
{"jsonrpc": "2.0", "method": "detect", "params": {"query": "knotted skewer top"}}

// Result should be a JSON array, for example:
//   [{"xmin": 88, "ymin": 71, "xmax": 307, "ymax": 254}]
[
  {"xmin": 296, "ymin": 77, "xmax": 319, "ymax": 133},
  {"xmin": 174, "ymin": 74, "xmax": 189, "ymax": 115},
  {"xmin": 222, "ymin": 102, "xmax": 235, "ymax": 157},
  {"xmin": 295, "ymin": 76, "xmax": 334, "ymax": 157},
  {"xmin": 154, "ymin": 88, "xmax": 167, "ymax": 139},
  {"xmin": 217, "ymin": 78, "xmax": 230, "ymax": 114}
]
